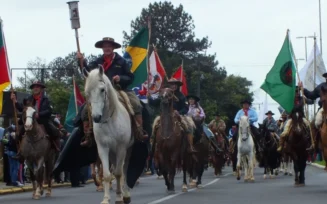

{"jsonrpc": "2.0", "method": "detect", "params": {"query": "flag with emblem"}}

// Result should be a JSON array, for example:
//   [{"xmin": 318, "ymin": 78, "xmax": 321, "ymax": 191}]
[
  {"xmin": 123, "ymin": 27, "xmax": 149, "ymax": 89},
  {"xmin": 64, "ymin": 77, "xmax": 85, "ymax": 133},
  {"xmin": 0, "ymin": 19, "xmax": 11, "ymax": 115},
  {"xmin": 261, "ymin": 30, "xmax": 296, "ymax": 113}
]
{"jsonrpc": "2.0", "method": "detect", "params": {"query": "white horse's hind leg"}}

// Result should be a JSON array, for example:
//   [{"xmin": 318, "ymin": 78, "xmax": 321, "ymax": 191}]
[
  {"xmin": 98, "ymin": 146, "xmax": 111, "ymax": 204},
  {"xmin": 288, "ymin": 160, "xmax": 293, "ymax": 176},
  {"xmin": 122, "ymin": 149, "xmax": 132, "ymax": 204}
]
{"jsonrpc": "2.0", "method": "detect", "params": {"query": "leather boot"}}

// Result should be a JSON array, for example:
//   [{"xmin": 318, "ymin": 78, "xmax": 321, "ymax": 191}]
[
  {"xmin": 81, "ymin": 122, "xmax": 93, "ymax": 147},
  {"xmin": 135, "ymin": 114, "xmax": 148, "ymax": 141},
  {"xmin": 187, "ymin": 133, "xmax": 197, "ymax": 153}
]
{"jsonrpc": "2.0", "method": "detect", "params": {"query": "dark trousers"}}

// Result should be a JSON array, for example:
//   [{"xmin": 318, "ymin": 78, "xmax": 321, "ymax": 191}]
[{"xmin": 70, "ymin": 168, "xmax": 81, "ymax": 187}]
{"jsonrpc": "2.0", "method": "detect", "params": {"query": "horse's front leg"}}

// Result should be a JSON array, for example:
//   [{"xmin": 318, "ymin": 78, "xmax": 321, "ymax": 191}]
[
  {"xmin": 45, "ymin": 154, "xmax": 56, "ymax": 197},
  {"xmin": 97, "ymin": 146, "xmax": 111, "ymax": 204},
  {"xmin": 249, "ymin": 154, "xmax": 255, "ymax": 182},
  {"xmin": 121, "ymin": 153, "xmax": 131, "ymax": 204},
  {"xmin": 34, "ymin": 158, "xmax": 45, "ymax": 199},
  {"xmin": 182, "ymin": 160, "xmax": 188, "ymax": 192},
  {"xmin": 236, "ymin": 151, "xmax": 241, "ymax": 180},
  {"xmin": 114, "ymin": 147, "xmax": 127, "ymax": 204},
  {"xmin": 27, "ymin": 161, "xmax": 37, "ymax": 198}
]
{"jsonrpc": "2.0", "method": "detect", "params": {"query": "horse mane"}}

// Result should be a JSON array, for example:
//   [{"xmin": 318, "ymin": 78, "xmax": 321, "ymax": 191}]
[
  {"xmin": 239, "ymin": 115, "xmax": 249, "ymax": 128},
  {"xmin": 85, "ymin": 67, "xmax": 134, "ymax": 116}
]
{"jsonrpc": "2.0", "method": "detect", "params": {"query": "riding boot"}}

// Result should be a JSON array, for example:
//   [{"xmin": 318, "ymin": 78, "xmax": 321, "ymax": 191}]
[
  {"xmin": 187, "ymin": 133, "xmax": 197, "ymax": 153},
  {"xmin": 80, "ymin": 121, "xmax": 93, "ymax": 147},
  {"xmin": 135, "ymin": 114, "xmax": 148, "ymax": 141}
]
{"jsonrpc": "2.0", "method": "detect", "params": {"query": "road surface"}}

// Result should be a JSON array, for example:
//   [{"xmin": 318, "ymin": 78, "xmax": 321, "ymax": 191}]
[{"xmin": 0, "ymin": 165, "xmax": 326, "ymax": 204}]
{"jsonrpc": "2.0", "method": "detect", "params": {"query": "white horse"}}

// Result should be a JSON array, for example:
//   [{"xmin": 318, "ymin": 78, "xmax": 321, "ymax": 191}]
[
  {"xmin": 84, "ymin": 65, "xmax": 134, "ymax": 204},
  {"xmin": 236, "ymin": 115, "xmax": 255, "ymax": 182}
]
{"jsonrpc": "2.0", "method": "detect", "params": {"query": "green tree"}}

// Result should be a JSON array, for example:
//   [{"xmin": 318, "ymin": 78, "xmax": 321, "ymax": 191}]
[{"xmin": 14, "ymin": 52, "xmax": 99, "ymax": 123}]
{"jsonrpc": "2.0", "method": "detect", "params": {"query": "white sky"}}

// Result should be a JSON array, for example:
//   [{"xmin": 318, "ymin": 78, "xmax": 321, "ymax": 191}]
[{"xmin": 1, "ymin": 0, "xmax": 324, "ymax": 118}]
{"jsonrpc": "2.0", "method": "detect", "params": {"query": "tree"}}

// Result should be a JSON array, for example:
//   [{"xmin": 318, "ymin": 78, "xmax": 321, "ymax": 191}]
[
  {"xmin": 123, "ymin": 1, "xmax": 254, "ymax": 131},
  {"xmin": 14, "ymin": 52, "xmax": 99, "ymax": 123}
]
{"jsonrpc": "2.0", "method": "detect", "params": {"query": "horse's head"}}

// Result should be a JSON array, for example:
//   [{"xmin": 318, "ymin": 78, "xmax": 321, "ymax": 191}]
[
  {"xmin": 159, "ymin": 88, "xmax": 178, "ymax": 104},
  {"xmin": 83, "ymin": 65, "xmax": 110, "ymax": 123},
  {"xmin": 22, "ymin": 99, "xmax": 36, "ymax": 131},
  {"xmin": 239, "ymin": 115, "xmax": 250, "ymax": 141}
]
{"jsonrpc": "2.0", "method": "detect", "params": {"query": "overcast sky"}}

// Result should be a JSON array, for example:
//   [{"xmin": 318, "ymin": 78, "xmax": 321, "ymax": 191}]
[{"xmin": 0, "ymin": 0, "xmax": 324, "ymax": 119}]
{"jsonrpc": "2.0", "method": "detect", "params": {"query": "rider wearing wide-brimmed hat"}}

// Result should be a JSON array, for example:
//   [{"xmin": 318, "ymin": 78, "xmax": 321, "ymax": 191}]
[
  {"xmin": 208, "ymin": 111, "xmax": 228, "ymax": 152},
  {"xmin": 262, "ymin": 110, "xmax": 278, "ymax": 133},
  {"xmin": 233, "ymin": 99, "xmax": 262, "ymax": 154},
  {"xmin": 77, "ymin": 37, "xmax": 148, "ymax": 146},
  {"xmin": 10, "ymin": 81, "xmax": 61, "ymax": 161}
]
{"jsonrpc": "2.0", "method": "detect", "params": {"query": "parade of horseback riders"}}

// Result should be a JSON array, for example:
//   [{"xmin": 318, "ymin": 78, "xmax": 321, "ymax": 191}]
[{"xmin": 2, "ymin": 2, "xmax": 327, "ymax": 204}]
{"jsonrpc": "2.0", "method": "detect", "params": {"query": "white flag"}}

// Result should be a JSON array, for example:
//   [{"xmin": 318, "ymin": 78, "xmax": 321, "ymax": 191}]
[
  {"xmin": 258, "ymin": 94, "xmax": 268, "ymax": 124},
  {"xmin": 299, "ymin": 42, "xmax": 326, "ymax": 91}
]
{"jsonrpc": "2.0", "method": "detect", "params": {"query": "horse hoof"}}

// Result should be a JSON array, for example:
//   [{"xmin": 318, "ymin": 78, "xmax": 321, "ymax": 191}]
[
  {"xmin": 33, "ymin": 195, "xmax": 40, "ymax": 200},
  {"xmin": 166, "ymin": 190, "xmax": 175, "ymax": 195},
  {"xmin": 284, "ymin": 172, "xmax": 288, "ymax": 176},
  {"xmin": 289, "ymin": 173, "xmax": 293, "ymax": 176},
  {"xmin": 263, "ymin": 175, "xmax": 267, "ymax": 179},
  {"xmin": 270, "ymin": 175, "xmax": 275, "ymax": 179},
  {"xmin": 182, "ymin": 187, "xmax": 188, "ymax": 192},
  {"xmin": 237, "ymin": 176, "xmax": 240, "ymax": 180},
  {"xmin": 123, "ymin": 197, "xmax": 131, "ymax": 204},
  {"xmin": 101, "ymin": 200, "xmax": 109, "ymax": 204},
  {"xmin": 189, "ymin": 182, "xmax": 197, "ymax": 188},
  {"xmin": 40, "ymin": 190, "xmax": 44, "ymax": 196},
  {"xmin": 97, "ymin": 186, "xmax": 104, "ymax": 192},
  {"xmin": 45, "ymin": 192, "xmax": 51, "ymax": 197},
  {"xmin": 233, "ymin": 172, "xmax": 237, "ymax": 176},
  {"xmin": 250, "ymin": 178, "xmax": 255, "ymax": 182},
  {"xmin": 244, "ymin": 178, "xmax": 248, "ymax": 182},
  {"xmin": 197, "ymin": 185, "xmax": 203, "ymax": 189}
]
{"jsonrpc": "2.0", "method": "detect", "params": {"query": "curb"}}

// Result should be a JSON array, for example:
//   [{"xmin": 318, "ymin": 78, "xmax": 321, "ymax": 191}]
[
  {"xmin": 310, "ymin": 162, "xmax": 325, "ymax": 169},
  {"xmin": 0, "ymin": 179, "xmax": 94, "ymax": 196}
]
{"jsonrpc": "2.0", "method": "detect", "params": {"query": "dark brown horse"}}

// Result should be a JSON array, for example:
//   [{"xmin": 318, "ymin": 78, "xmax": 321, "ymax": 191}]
[
  {"xmin": 21, "ymin": 100, "xmax": 57, "ymax": 199},
  {"xmin": 284, "ymin": 108, "xmax": 310, "ymax": 186},
  {"xmin": 317, "ymin": 84, "xmax": 327, "ymax": 170},
  {"xmin": 209, "ymin": 126, "xmax": 227, "ymax": 176},
  {"xmin": 186, "ymin": 118, "xmax": 210, "ymax": 188},
  {"xmin": 152, "ymin": 88, "xmax": 188, "ymax": 193}
]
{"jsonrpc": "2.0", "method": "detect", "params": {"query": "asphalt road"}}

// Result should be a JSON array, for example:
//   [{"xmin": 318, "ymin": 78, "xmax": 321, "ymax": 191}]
[{"xmin": 0, "ymin": 164, "xmax": 327, "ymax": 204}]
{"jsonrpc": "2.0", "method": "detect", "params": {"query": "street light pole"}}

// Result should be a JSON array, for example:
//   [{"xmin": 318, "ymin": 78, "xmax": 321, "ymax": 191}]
[{"xmin": 319, "ymin": 0, "xmax": 323, "ymax": 56}]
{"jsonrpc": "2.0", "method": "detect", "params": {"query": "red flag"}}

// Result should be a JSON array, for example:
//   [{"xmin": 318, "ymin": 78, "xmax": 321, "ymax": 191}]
[
  {"xmin": 73, "ymin": 77, "xmax": 85, "ymax": 108},
  {"xmin": 171, "ymin": 65, "xmax": 188, "ymax": 95}
]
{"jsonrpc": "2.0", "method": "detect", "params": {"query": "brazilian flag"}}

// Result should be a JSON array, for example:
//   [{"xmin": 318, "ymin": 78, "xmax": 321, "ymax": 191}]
[{"xmin": 123, "ymin": 27, "xmax": 149, "ymax": 88}]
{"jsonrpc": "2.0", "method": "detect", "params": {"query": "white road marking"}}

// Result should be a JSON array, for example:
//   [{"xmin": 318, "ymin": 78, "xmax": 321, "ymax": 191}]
[{"xmin": 147, "ymin": 173, "xmax": 232, "ymax": 204}]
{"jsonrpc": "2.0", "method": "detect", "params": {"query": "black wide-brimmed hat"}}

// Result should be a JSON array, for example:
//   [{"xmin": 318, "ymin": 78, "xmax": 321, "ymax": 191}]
[
  {"xmin": 265, "ymin": 110, "xmax": 275, "ymax": 115},
  {"xmin": 240, "ymin": 99, "xmax": 252, "ymax": 105},
  {"xmin": 323, "ymin": 73, "xmax": 327, "ymax": 78},
  {"xmin": 186, "ymin": 95, "xmax": 200, "ymax": 102},
  {"xmin": 95, "ymin": 37, "xmax": 121, "ymax": 49},
  {"xmin": 29, "ymin": 81, "xmax": 46, "ymax": 89},
  {"xmin": 167, "ymin": 78, "xmax": 183, "ymax": 86}
]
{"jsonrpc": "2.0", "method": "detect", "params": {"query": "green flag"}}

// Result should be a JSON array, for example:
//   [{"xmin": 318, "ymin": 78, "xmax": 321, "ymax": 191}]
[
  {"xmin": 123, "ymin": 27, "xmax": 149, "ymax": 88},
  {"xmin": 64, "ymin": 93, "xmax": 76, "ymax": 133},
  {"xmin": 261, "ymin": 30, "xmax": 296, "ymax": 113}
]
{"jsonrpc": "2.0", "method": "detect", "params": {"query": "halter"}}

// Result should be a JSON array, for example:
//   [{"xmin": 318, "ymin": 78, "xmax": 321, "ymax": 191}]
[{"xmin": 88, "ymin": 80, "xmax": 115, "ymax": 123}]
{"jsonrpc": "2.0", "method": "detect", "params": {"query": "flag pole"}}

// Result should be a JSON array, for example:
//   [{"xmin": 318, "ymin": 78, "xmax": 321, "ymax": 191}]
[
  {"xmin": 313, "ymin": 33, "xmax": 317, "ymax": 114},
  {"xmin": 66, "ymin": 1, "xmax": 92, "ymax": 130},
  {"xmin": 1, "ymin": 18, "xmax": 19, "ymax": 136},
  {"xmin": 73, "ymin": 75, "xmax": 78, "ymax": 115},
  {"xmin": 146, "ymin": 16, "xmax": 152, "ymax": 92}
]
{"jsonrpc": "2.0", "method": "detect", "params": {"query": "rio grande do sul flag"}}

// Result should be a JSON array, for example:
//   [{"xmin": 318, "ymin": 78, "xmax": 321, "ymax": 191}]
[
  {"xmin": 0, "ymin": 19, "xmax": 11, "ymax": 114},
  {"xmin": 138, "ymin": 50, "xmax": 167, "ymax": 97},
  {"xmin": 171, "ymin": 65, "xmax": 188, "ymax": 96},
  {"xmin": 260, "ymin": 30, "xmax": 296, "ymax": 113}
]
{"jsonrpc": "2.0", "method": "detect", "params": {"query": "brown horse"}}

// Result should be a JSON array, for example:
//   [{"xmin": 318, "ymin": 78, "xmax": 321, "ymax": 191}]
[
  {"xmin": 21, "ymin": 100, "xmax": 57, "ymax": 199},
  {"xmin": 283, "ymin": 109, "xmax": 310, "ymax": 186},
  {"xmin": 187, "ymin": 118, "xmax": 210, "ymax": 187},
  {"xmin": 209, "ymin": 126, "xmax": 227, "ymax": 176},
  {"xmin": 316, "ymin": 84, "xmax": 327, "ymax": 170},
  {"xmin": 152, "ymin": 88, "xmax": 189, "ymax": 194}
]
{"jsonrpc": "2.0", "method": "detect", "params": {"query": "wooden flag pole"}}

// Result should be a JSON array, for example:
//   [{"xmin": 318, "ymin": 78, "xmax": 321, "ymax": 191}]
[{"xmin": 67, "ymin": 1, "xmax": 93, "ymax": 129}]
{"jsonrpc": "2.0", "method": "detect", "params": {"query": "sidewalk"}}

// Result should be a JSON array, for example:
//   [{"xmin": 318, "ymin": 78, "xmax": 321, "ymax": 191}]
[{"xmin": 0, "ymin": 180, "xmax": 93, "ymax": 195}]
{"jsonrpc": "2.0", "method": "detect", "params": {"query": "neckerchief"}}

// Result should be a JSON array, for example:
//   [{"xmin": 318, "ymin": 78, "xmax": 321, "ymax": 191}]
[
  {"xmin": 243, "ymin": 108, "xmax": 249, "ymax": 116},
  {"xmin": 102, "ymin": 53, "xmax": 115, "ymax": 72}
]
